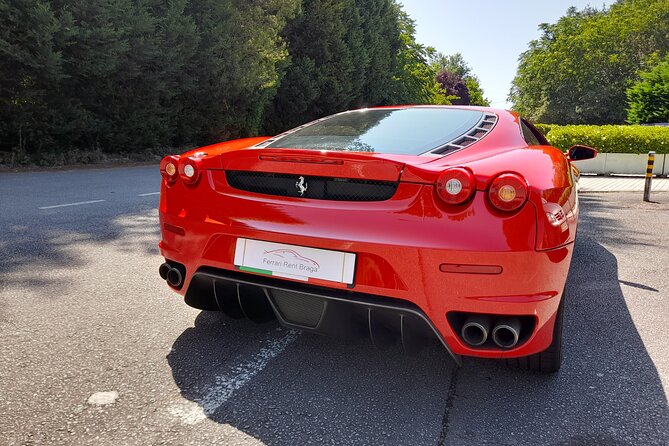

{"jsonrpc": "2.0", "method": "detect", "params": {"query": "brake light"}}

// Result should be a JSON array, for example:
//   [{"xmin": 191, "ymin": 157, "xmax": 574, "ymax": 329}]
[
  {"xmin": 435, "ymin": 167, "xmax": 476, "ymax": 205},
  {"xmin": 178, "ymin": 156, "xmax": 202, "ymax": 185},
  {"xmin": 160, "ymin": 155, "xmax": 179, "ymax": 184},
  {"xmin": 488, "ymin": 173, "xmax": 528, "ymax": 212}
]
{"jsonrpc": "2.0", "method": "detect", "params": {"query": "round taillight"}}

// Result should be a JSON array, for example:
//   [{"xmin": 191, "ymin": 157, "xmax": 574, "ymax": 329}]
[
  {"xmin": 178, "ymin": 156, "xmax": 202, "ymax": 185},
  {"xmin": 435, "ymin": 167, "xmax": 476, "ymax": 205},
  {"xmin": 160, "ymin": 155, "xmax": 179, "ymax": 183},
  {"xmin": 488, "ymin": 173, "xmax": 528, "ymax": 212}
]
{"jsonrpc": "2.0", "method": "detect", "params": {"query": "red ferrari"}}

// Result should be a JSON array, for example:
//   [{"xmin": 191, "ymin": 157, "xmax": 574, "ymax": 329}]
[{"xmin": 158, "ymin": 106, "xmax": 596, "ymax": 373}]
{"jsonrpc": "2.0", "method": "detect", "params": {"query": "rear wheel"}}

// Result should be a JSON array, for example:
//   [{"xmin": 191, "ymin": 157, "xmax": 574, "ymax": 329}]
[{"xmin": 507, "ymin": 292, "xmax": 564, "ymax": 373}]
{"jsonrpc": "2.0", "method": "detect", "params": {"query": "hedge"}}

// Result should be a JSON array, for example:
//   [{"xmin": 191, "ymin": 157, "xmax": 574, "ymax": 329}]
[
  {"xmin": 535, "ymin": 124, "xmax": 669, "ymax": 154},
  {"xmin": 534, "ymin": 124, "xmax": 561, "ymax": 135}
]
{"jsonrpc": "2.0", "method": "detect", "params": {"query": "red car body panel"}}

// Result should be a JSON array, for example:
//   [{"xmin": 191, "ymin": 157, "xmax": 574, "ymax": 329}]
[{"xmin": 158, "ymin": 106, "xmax": 582, "ymax": 361}]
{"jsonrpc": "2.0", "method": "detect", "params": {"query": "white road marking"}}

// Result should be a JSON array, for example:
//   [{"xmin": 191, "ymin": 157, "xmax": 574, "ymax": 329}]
[
  {"xmin": 138, "ymin": 192, "xmax": 160, "ymax": 197},
  {"xmin": 168, "ymin": 330, "xmax": 299, "ymax": 425},
  {"xmin": 38, "ymin": 199, "xmax": 106, "ymax": 210},
  {"xmin": 87, "ymin": 391, "xmax": 119, "ymax": 406}
]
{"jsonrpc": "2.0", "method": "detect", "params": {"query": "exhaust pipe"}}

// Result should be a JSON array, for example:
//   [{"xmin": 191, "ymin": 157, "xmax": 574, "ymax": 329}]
[
  {"xmin": 492, "ymin": 317, "xmax": 521, "ymax": 349},
  {"xmin": 461, "ymin": 315, "xmax": 491, "ymax": 347},
  {"xmin": 166, "ymin": 267, "xmax": 183, "ymax": 288},
  {"xmin": 160, "ymin": 262, "xmax": 185, "ymax": 288},
  {"xmin": 159, "ymin": 263, "xmax": 171, "ymax": 280}
]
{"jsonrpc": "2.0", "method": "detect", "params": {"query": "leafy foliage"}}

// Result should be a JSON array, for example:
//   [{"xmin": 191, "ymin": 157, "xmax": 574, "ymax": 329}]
[
  {"xmin": 263, "ymin": 0, "xmax": 362, "ymax": 133},
  {"xmin": 465, "ymin": 78, "xmax": 489, "ymax": 107},
  {"xmin": 533, "ymin": 123, "xmax": 561, "ymax": 136},
  {"xmin": 431, "ymin": 52, "xmax": 490, "ymax": 106},
  {"xmin": 263, "ymin": 0, "xmax": 446, "ymax": 134},
  {"xmin": 1, "ymin": 0, "xmax": 461, "ymax": 159},
  {"xmin": 0, "ymin": 0, "xmax": 299, "ymax": 159},
  {"xmin": 626, "ymin": 55, "xmax": 669, "ymax": 124},
  {"xmin": 389, "ymin": 8, "xmax": 447, "ymax": 106},
  {"xmin": 540, "ymin": 124, "xmax": 669, "ymax": 154},
  {"xmin": 436, "ymin": 71, "xmax": 469, "ymax": 105},
  {"xmin": 511, "ymin": 0, "xmax": 669, "ymax": 124}
]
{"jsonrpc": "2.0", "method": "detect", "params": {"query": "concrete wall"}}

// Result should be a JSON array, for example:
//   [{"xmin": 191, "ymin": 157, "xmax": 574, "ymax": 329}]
[{"xmin": 573, "ymin": 153, "xmax": 668, "ymax": 176}]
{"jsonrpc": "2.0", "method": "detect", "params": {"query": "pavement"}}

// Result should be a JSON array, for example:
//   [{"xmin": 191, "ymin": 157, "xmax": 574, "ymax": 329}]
[{"xmin": 1, "ymin": 165, "xmax": 668, "ymax": 446}]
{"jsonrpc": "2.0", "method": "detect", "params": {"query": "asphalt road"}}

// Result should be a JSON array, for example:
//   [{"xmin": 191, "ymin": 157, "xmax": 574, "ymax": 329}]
[{"xmin": 1, "ymin": 166, "xmax": 668, "ymax": 446}]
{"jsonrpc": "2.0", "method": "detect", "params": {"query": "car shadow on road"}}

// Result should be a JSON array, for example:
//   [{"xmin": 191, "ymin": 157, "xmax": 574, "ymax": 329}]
[
  {"xmin": 444, "ymin": 195, "xmax": 669, "ymax": 445},
  {"xmin": 167, "ymin": 313, "xmax": 455, "ymax": 445},
  {"xmin": 167, "ymin": 195, "xmax": 668, "ymax": 445}
]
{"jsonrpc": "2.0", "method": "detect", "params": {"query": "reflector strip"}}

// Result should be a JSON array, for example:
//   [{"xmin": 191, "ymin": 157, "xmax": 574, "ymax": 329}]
[
  {"xmin": 439, "ymin": 263, "xmax": 503, "ymax": 275},
  {"xmin": 163, "ymin": 223, "xmax": 185, "ymax": 235}
]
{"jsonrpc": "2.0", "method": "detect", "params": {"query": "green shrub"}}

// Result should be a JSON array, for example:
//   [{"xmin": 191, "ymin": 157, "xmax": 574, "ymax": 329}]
[
  {"xmin": 627, "ymin": 56, "xmax": 669, "ymax": 124},
  {"xmin": 0, "ymin": 146, "xmax": 180, "ymax": 169},
  {"xmin": 542, "ymin": 125, "xmax": 669, "ymax": 154},
  {"xmin": 534, "ymin": 123, "xmax": 560, "ymax": 136}
]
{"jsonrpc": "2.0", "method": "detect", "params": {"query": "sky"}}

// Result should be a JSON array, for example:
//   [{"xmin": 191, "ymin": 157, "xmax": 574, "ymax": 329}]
[{"xmin": 401, "ymin": 0, "xmax": 609, "ymax": 108}]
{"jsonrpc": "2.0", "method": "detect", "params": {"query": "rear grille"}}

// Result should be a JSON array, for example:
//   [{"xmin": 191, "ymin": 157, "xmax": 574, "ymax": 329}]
[
  {"xmin": 225, "ymin": 170, "xmax": 398, "ymax": 201},
  {"xmin": 270, "ymin": 289, "xmax": 325, "ymax": 328}
]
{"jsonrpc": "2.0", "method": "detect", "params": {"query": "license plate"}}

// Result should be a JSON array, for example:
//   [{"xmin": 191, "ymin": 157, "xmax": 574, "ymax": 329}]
[{"xmin": 234, "ymin": 238, "xmax": 356, "ymax": 285}]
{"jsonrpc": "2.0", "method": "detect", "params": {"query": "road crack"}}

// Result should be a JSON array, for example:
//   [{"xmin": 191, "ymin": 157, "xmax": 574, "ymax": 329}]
[{"xmin": 437, "ymin": 365, "xmax": 459, "ymax": 445}]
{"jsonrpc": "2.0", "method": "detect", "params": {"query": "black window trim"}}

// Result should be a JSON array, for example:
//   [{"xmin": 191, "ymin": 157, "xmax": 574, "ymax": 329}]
[{"xmin": 520, "ymin": 118, "xmax": 549, "ymax": 146}]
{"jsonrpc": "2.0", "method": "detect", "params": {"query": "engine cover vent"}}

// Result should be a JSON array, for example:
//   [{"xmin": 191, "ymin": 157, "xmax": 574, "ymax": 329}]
[
  {"xmin": 225, "ymin": 171, "xmax": 398, "ymax": 201},
  {"xmin": 428, "ymin": 113, "xmax": 498, "ymax": 155}
]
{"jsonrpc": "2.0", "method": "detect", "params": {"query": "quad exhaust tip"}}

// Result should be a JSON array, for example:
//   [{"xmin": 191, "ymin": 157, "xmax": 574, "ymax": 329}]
[
  {"xmin": 166, "ymin": 268, "xmax": 183, "ymax": 288},
  {"xmin": 460, "ymin": 314, "xmax": 522, "ymax": 349},
  {"xmin": 160, "ymin": 262, "xmax": 184, "ymax": 288},
  {"xmin": 461, "ymin": 315, "xmax": 491, "ymax": 347},
  {"xmin": 159, "ymin": 263, "xmax": 171, "ymax": 280},
  {"xmin": 491, "ymin": 317, "xmax": 521, "ymax": 349}
]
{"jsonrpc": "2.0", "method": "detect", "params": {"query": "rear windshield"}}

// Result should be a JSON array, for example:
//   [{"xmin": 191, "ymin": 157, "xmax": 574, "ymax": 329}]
[{"xmin": 265, "ymin": 108, "xmax": 484, "ymax": 155}]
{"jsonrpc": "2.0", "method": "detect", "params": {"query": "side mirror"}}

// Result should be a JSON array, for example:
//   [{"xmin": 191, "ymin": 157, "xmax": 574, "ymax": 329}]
[{"xmin": 568, "ymin": 145, "xmax": 597, "ymax": 161}]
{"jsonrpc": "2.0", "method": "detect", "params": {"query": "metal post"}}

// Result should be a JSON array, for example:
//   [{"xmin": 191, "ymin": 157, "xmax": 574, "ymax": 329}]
[{"xmin": 643, "ymin": 151, "xmax": 655, "ymax": 202}]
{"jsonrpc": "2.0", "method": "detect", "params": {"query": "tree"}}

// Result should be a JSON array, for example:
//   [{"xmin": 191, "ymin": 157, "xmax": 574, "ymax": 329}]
[
  {"xmin": 0, "ymin": 0, "xmax": 71, "ymax": 154},
  {"xmin": 389, "ymin": 7, "xmax": 446, "ymax": 105},
  {"xmin": 52, "ymin": 0, "xmax": 186, "ymax": 151},
  {"xmin": 263, "ymin": 0, "xmax": 356, "ymax": 133},
  {"xmin": 0, "ymin": 0, "xmax": 299, "ymax": 157},
  {"xmin": 0, "ymin": 0, "xmax": 444, "ymax": 159},
  {"xmin": 357, "ymin": 0, "xmax": 402, "ymax": 106},
  {"xmin": 627, "ymin": 55, "xmax": 669, "ymax": 124},
  {"xmin": 179, "ymin": 0, "xmax": 299, "ymax": 143},
  {"xmin": 430, "ymin": 52, "xmax": 490, "ymax": 106},
  {"xmin": 431, "ymin": 52, "xmax": 470, "ymax": 78},
  {"xmin": 436, "ymin": 71, "xmax": 469, "ymax": 105},
  {"xmin": 264, "ymin": 0, "xmax": 444, "ymax": 134},
  {"xmin": 510, "ymin": 0, "xmax": 669, "ymax": 124},
  {"xmin": 465, "ymin": 77, "xmax": 489, "ymax": 107}
]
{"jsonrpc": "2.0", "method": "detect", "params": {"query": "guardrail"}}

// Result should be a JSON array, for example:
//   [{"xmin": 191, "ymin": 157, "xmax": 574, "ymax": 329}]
[{"xmin": 573, "ymin": 153, "xmax": 668, "ymax": 176}]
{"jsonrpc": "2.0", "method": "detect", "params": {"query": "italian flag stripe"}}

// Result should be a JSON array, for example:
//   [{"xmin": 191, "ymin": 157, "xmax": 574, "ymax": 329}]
[
  {"xmin": 238, "ymin": 266, "xmax": 309, "ymax": 282},
  {"xmin": 239, "ymin": 266, "xmax": 273, "ymax": 275}
]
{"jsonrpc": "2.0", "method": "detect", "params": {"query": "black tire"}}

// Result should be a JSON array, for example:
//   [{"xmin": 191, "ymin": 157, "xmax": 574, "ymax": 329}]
[{"xmin": 507, "ymin": 292, "xmax": 565, "ymax": 373}]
